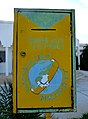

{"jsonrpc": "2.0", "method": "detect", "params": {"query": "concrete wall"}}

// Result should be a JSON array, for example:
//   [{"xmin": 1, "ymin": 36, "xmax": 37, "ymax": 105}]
[
  {"xmin": 8, "ymin": 47, "xmax": 12, "ymax": 74},
  {"xmin": 0, "ymin": 44, "xmax": 12, "ymax": 74},
  {"xmin": 0, "ymin": 21, "xmax": 13, "ymax": 75},
  {"xmin": 0, "ymin": 21, "xmax": 13, "ymax": 47},
  {"xmin": 0, "ymin": 44, "xmax": 5, "ymax": 73}
]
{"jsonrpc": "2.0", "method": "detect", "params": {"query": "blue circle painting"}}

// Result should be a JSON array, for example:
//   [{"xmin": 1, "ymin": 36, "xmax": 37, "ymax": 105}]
[{"xmin": 28, "ymin": 59, "xmax": 62, "ymax": 94}]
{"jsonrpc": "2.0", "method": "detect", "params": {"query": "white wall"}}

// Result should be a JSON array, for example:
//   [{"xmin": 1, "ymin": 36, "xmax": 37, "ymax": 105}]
[
  {"xmin": 0, "ymin": 21, "xmax": 13, "ymax": 47},
  {"xmin": 0, "ymin": 21, "xmax": 13, "ymax": 74},
  {"xmin": 0, "ymin": 45, "xmax": 12, "ymax": 74},
  {"xmin": 0, "ymin": 63, "xmax": 6, "ymax": 73},
  {"xmin": 8, "ymin": 46, "xmax": 12, "ymax": 74},
  {"xmin": 0, "ymin": 44, "xmax": 5, "ymax": 73}
]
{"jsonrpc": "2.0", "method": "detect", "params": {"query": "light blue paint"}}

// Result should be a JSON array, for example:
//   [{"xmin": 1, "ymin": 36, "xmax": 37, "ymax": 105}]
[
  {"xmin": 28, "ymin": 60, "xmax": 62, "ymax": 94},
  {"xmin": 41, "ymin": 68, "xmax": 62, "ymax": 94},
  {"xmin": 29, "ymin": 37, "xmax": 64, "ymax": 50},
  {"xmin": 28, "ymin": 60, "xmax": 53, "ymax": 88},
  {"xmin": 40, "ymin": 82, "xmax": 67, "ymax": 100}
]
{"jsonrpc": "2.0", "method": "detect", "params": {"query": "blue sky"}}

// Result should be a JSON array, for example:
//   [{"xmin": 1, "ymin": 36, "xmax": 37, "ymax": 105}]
[{"xmin": 0, "ymin": 0, "xmax": 88, "ymax": 43}]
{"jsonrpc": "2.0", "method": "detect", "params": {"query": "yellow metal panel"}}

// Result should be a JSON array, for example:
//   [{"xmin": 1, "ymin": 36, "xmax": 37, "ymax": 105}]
[
  {"xmin": 17, "ymin": 13, "xmax": 71, "ymax": 107},
  {"xmin": 13, "ymin": 9, "xmax": 76, "ymax": 113},
  {"xmin": 13, "ymin": 10, "xmax": 18, "ymax": 113}
]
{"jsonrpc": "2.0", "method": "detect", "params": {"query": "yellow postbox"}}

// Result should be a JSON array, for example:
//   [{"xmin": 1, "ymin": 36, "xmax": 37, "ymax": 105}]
[{"xmin": 13, "ymin": 9, "xmax": 76, "ymax": 113}]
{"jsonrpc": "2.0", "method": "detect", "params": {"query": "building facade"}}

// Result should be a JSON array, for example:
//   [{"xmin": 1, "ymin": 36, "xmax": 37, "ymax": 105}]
[
  {"xmin": 0, "ymin": 21, "xmax": 87, "ymax": 76},
  {"xmin": 0, "ymin": 21, "xmax": 13, "ymax": 76}
]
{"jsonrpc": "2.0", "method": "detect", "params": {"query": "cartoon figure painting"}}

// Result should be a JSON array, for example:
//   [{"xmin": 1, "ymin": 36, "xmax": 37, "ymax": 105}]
[
  {"xmin": 28, "ymin": 59, "xmax": 62, "ymax": 94},
  {"xmin": 37, "ymin": 74, "xmax": 49, "ymax": 87}
]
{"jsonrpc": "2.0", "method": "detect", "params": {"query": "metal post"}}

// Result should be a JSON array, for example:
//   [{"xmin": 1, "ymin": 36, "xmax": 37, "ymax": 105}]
[
  {"xmin": 78, "ymin": 46, "xmax": 80, "ymax": 70},
  {"xmin": 76, "ymin": 39, "xmax": 80, "ymax": 70},
  {"xmin": 46, "ymin": 113, "xmax": 51, "ymax": 119}
]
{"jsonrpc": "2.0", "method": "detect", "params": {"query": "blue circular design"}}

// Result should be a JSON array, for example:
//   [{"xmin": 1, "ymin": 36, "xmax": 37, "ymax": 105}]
[{"xmin": 28, "ymin": 60, "xmax": 62, "ymax": 94}]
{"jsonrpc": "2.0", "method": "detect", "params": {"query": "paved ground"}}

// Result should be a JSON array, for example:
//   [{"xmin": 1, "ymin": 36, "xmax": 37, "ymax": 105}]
[
  {"xmin": 53, "ymin": 71, "xmax": 88, "ymax": 119},
  {"xmin": 0, "ymin": 74, "xmax": 12, "ymax": 84}
]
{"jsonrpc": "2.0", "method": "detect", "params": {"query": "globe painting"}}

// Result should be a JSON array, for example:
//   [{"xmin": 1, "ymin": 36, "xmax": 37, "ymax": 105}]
[{"xmin": 28, "ymin": 59, "xmax": 62, "ymax": 94}]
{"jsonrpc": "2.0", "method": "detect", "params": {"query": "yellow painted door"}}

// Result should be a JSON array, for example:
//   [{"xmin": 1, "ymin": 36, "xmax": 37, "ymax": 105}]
[{"xmin": 13, "ymin": 9, "xmax": 76, "ymax": 113}]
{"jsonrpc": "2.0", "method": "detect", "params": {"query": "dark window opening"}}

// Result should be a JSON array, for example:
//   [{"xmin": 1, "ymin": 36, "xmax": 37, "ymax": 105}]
[{"xmin": 0, "ymin": 51, "xmax": 5, "ymax": 63}]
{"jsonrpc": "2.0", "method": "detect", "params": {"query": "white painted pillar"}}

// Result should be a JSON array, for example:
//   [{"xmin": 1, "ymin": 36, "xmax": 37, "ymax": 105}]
[
  {"xmin": 77, "ymin": 39, "xmax": 80, "ymax": 70},
  {"xmin": 6, "ymin": 47, "xmax": 9, "ymax": 76},
  {"xmin": 78, "ymin": 46, "xmax": 80, "ymax": 70}
]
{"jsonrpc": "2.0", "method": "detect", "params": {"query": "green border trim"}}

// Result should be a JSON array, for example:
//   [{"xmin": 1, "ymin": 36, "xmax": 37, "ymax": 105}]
[
  {"xmin": 71, "ymin": 9, "xmax": 77, "ymax": 111},
  {"xmin": 14, "ymin": 8, "xmax": 75, "ymax": 13},
  {"xmin": 18, "ymin": 108, "xmax": 75, "ymax": 113}
]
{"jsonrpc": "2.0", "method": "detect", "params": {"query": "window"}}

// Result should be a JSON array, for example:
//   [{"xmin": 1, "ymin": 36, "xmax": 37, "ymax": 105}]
[{"xmin": 0, "ymin": 51, "xmax": 5, "ymax": 63}]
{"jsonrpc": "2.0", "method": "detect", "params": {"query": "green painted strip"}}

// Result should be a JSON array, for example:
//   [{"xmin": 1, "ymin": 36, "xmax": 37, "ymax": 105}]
[
  {"xmin": 20, "ymin": 12, "xmax": 69, "ymax": 29},
  {"xmin": 71, "ymin": 10, "xmax": 77, "ymax": 111},
  {"xmin": 15, "ymin": 8, "xmax": 74, "ymax": 13},
  {"xmin": 18, "ymin": 108, "xmax": 74, "ymax": 113}
]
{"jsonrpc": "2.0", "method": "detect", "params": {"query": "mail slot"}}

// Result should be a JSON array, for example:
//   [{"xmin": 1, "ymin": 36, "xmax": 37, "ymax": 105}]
[{"xmin": 13, "ymin": 9, "xmax": 76, "ymax": 113}]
